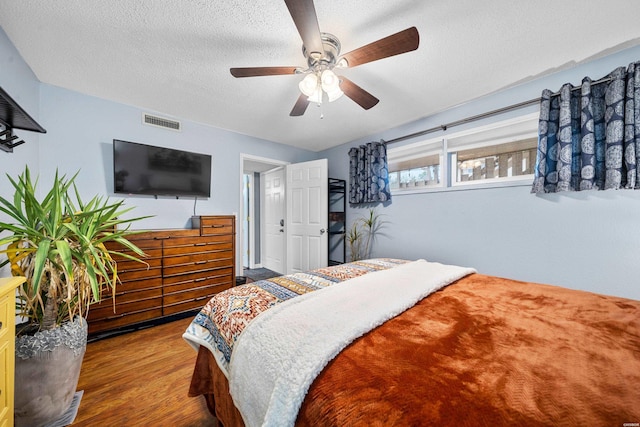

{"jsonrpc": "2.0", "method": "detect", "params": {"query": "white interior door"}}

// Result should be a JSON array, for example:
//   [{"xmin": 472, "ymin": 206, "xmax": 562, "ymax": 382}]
[
  {"xmin": 286, "ymin": 158, "xmax": 328, "ymax": 274},
  {"xmin": 262, "ymin": 167, "xmax": 285, "ymax": 274}
]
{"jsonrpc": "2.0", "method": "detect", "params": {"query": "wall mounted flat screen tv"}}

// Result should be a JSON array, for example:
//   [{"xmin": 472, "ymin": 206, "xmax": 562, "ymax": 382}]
[{"xmin": 113, "ymin": 139, "xmax": 212, "ymax": 197}]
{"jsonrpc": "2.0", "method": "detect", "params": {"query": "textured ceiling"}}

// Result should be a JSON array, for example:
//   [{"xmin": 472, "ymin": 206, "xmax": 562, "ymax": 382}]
[{"xmin": 1, "ymin": 1, "xmax": 639, "ymax": 152}]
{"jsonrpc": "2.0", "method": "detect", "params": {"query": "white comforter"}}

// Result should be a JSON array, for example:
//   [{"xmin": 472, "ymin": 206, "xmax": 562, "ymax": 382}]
[{"xmin": 228, "ymin": 259, "xmax": 476, "ymax": 427}]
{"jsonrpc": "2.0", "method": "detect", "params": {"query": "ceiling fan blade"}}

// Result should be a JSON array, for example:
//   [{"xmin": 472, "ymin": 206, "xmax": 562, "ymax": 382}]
[
  {"xmin": 340, "ymin": 77, "xmax": 379, "ymax": 110},
  {"xmin": 284, "ymin": 0, "xmax": 324, "ymax": 57},
  {"xmin": 230, "ymin": 67, "xmax": 299, "ymax": 78},
  {"xmin": 290, "ymin": 93, "xmax": 310, "ymax": 116},
  {"xmin": 339, "ymin": 27, "xmax": 419, "ymax": 68}
]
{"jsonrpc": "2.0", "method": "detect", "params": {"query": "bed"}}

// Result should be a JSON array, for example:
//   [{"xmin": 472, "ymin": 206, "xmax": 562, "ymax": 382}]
[{"xmin": 182, "ymin": 258, "xmax": 640, "ymax": 426}]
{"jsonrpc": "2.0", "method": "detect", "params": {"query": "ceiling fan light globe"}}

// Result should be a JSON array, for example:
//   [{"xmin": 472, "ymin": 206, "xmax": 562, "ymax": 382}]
[
  {"xmin": 307, "ymin": 88, "xmax": 323, "ymax": 104},
  {"xmin": 320, "ymin": 70, "xmax": 340, "ymax": 92},
  {"xmin": 299, "ymin": 74, "xmax": 319, "ymax": 96},
  {"xmin": 326, "ymin": 88, "xmax": 344, "ymax": 102}
]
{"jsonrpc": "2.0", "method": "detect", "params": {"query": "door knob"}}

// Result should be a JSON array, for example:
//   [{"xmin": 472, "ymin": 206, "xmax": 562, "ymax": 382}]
[{"xmin": 320, "ymin": 228, "xmax": 326, "ymax": 235}]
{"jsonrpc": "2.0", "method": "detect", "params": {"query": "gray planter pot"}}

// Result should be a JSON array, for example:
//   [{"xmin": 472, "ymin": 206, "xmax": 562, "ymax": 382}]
[{"xmin": 14, "ymin": 318, "xmax": 87, "ymax": 427}]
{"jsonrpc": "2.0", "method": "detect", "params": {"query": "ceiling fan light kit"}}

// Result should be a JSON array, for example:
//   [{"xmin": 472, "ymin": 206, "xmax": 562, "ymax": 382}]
[
  {"xmin": 298, "ymin": 69, "xmax": 344, "ymax": 104},
  {"xmin": 230, "ymin": 0, "xmax": 420, "ymax": 117}
]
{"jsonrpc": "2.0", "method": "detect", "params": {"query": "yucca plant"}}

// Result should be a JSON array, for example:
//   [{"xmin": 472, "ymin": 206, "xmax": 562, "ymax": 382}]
[
  {"xmin": 359, "ymin": 208, "xmax": 388, "ymax": 260},
  {"xmin": 346, "ymin": 222, "xmax": 364, "ymax": 261},
  {"xmin": 347, "ymin": 208, "xmax": 388, "ymax": 261},
  {"xmin": 0, "ymin": 166, "xmax": 148, "ymax": 335}
]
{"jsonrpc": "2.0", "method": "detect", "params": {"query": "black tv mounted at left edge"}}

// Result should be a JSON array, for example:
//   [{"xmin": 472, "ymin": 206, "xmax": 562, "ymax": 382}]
[{"xmin": 113, "ymin": 139, "xmax": 212, "ymax": 198}]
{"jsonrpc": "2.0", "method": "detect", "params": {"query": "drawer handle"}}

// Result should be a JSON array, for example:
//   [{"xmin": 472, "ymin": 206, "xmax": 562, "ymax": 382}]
[
  {"xmin": 0, "ymin": 321, "xmax": 2, "ymax": 330},
  {"xmin": 196, "ymin": 260, "xmax": 207, "ymax": 265},
  {"xmin": 105, "ymin": 313, "xmax": 126, "ymax": 320}
]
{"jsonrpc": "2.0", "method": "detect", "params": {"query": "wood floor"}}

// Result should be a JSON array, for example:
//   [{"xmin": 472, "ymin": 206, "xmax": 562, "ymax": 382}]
[{"xmin": 73, "ymin": 316, "xmax": 216, "ymax": 426}]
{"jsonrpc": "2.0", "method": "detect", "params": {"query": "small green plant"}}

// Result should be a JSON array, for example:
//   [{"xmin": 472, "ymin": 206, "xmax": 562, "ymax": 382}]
[
  {"xmin": 346, "ymin": 222, "xmax": 364, "ymax": 261},
  {"xmin": 0, "ymin": 166, "xmax": 149, "ymax": 334},
  {"xmin": 347, "ymin": 208, "xmax": 388, "ymax": 261}
]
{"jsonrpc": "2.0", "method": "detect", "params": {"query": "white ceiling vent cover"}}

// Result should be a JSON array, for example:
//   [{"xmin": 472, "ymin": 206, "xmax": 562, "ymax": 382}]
[{"xmin": 142, "ymin": 113, "xmax": 181, "ymax": 132}]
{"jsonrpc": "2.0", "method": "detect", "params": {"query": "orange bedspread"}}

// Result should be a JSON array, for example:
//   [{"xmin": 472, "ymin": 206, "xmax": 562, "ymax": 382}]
[{"xmin": 189, "ymin": 273, "xmax": 640, "ymax": 426}]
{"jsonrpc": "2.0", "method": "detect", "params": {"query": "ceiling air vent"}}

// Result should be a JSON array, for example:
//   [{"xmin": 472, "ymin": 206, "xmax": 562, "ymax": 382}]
[{"xmin": 142, "ymin": 113, "xmax": 181, "ymax": 132}]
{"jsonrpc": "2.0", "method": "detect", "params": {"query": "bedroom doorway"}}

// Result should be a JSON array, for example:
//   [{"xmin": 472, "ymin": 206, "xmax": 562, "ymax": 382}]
[
  {"xmin": 240, "ymin": 154, "xmax": 288, "ymax": 276},
  {"xmin": 239, "ymin": 154, "xmax": 329, "ymax": 277}
]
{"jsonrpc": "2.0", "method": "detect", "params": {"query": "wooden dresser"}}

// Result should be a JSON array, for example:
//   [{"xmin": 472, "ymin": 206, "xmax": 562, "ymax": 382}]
[
  {"xmin": 0, "ymin": 276, "xmax": 24, "ymax": 427},
  {"xmin": 87, "ymin": 215, "xmax": 235, "ymax": 335}
]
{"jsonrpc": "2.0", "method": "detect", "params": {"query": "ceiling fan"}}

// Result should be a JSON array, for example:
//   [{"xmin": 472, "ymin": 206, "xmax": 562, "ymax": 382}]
[{"xmin": 230, "ymin": 0, "xmax": 420, "ymax": 116}]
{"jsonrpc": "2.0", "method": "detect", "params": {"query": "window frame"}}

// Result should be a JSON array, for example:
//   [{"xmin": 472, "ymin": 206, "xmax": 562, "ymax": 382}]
[
  {"xmin": 388, "ymin": 137, "xmax": 444, "ymax": 192},
  {"xmin": 388, "ymin": 112, "xmax": 539, "ymax": 195}
]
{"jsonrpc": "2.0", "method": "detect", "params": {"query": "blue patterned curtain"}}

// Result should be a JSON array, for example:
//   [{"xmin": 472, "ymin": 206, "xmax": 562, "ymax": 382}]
[
  {"xmin": 348, "ymin": 141, "xmax": 391, "ymax": 204},
  {"xmin": 532, "ymin": 61, "xmax": 640, "ymax": 193}
]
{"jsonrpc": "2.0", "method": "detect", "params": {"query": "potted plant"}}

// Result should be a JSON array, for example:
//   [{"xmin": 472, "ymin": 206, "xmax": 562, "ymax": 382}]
[
  {"xmin": 0, "ymin": 166, "xmax": 148, "ymax": 427},
  {"xmin": 346, "ymin": 221, "xmax": 364, "ymax": 261},
  {"xmin": 347, "ymin": 208, "xmax": 388, "ymax": 261}
]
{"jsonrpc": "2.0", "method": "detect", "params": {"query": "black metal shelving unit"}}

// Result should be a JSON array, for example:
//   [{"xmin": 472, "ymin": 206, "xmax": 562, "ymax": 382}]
[
  {"xmin": 328, "ymin": 178, "xmax": 346, "ymax": 265},
  {"xmin": 0, "ymin": 86, "xmax": 47, "ymax": 153}
]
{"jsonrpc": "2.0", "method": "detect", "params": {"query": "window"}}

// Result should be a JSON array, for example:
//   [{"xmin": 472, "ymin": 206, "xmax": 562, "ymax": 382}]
[
  {"xmin": 388, "ymin": 139, "xmax": 442, "ymax": 190},
  {"xmin": 453, "ymin": 138, "xmax": 537, "ymax": 184},
  {"xmin": 387, "ymin": 113, "xmax": 538, "ymax": 193}
]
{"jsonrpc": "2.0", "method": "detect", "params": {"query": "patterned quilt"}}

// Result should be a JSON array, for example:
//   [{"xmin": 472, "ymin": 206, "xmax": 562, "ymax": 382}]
[{"xmin": 183, "ymin": 259, "xmax": 409, "ymax": 374}]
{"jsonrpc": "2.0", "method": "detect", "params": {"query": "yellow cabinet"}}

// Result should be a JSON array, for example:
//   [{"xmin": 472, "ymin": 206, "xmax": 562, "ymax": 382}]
[{"xmin": 0, "ymin": 277, "xmax": 24, "ymax": 427}]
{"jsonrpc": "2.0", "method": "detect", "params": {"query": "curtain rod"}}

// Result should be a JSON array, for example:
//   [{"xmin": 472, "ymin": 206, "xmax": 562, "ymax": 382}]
[{"xmin": 385, "ymin": 76, "xmax": 613, "ymax": 146}]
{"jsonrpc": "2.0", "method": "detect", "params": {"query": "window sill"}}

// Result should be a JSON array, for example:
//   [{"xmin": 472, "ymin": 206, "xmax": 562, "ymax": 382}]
[{"xmin": 391, "ymin": 176, "xmax": 533, "ymax": 195}]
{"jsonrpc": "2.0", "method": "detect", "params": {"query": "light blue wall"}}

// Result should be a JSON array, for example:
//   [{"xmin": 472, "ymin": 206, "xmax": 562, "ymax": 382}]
[
  {"xmin": 0, "ymin": 27, "xmax": 42, "ymax": 279},
  {"xmin": 0, "ymin": 26, "xmax": 40, "ymax": 191},
  {"xmin": 321, "ymin": 44, "xmax": 640, "ymax": 301},
  {"xmin": 37, "ymin": 84, "xmax": 315, "ymax": 230}
]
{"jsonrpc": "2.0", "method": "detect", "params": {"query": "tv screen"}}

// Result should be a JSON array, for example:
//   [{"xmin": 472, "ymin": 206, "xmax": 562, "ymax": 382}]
[{"xmin": 113, "ymin": 139, "xmax": 212, "ymax": 197}]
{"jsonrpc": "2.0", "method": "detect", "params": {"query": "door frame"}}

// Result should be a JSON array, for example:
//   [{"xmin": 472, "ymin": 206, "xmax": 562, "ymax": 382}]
[{"xmin": 238, "ymin": 153, "xmax": 288, "ymax": 277}]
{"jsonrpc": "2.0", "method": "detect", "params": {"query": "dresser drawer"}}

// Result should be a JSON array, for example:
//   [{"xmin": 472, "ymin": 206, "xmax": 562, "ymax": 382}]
[
  {"xmin": 106, "ymin": 238, "xmax": 162, "ymax": 251},
  {"xmin": 104, "ymin": 277, "xmax": 163, "ymax": 296},
  {"xmin": 110, "ymin": 247, "xmax": 163, "ymax": 263},
  {"xmin": 163, "ymin": 271, "xmax": 233, "ymax": 294},
  {"xmin": 117, "ymin": 267, "xmax": 163, "ymax": 282},
  {"xmin": 163, "ymin": 267, "xmax": 233, "ymax": 286},
  {"xmin": 163, "ymin": 257, "xmax": 233, "ymax": 277},
  {"xmin": 115, "ymin": 256, "xmax": 162, "ymax": 272},
  {"xmin": 87, "ymin": 294, "xmax": 163, "ymax": 320},
  {"xmin": 163, "ymin": 285, "xmax": 231, "ymax": 316},
  {"xmin": 163, "ymin": 249, "xmax": 233, "ymax": 267},
  {"xmin": 163, "ymin": 241, "xmax": 233, "ymax": 257},
  {"xmin": 199, "ymin": 216, "xmax": 234, "ymax": 236},
  {"xmin": 164, "ymin": 234, "xmax": 232, "ymax": 248},
  {"xmin": 94, "ymin": 286, "xmax": 163, "ymax": 307}
]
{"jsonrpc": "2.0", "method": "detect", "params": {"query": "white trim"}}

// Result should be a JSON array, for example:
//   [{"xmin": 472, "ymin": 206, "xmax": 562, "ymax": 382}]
[{"xmin": 243, "ymin": 173, "xmax": 257, "ymax": 269}]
